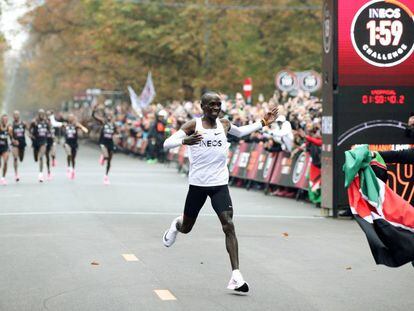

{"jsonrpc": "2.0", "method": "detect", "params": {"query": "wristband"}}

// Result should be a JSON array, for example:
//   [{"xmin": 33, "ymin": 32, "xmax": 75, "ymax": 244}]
[{"xmin": 261, "ymin": 119, "xmax": 268, "ymax": 127}]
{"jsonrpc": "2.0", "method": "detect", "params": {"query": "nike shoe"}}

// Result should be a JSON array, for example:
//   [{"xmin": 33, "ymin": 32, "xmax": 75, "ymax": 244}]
[
  {"xmin": 163, "ymin": 216, "xmax": 182, "ymax": 247},
  {"xmin": 103, "ymin": 175, "xmax": 110, "ymax": 185},
  {"xmin": 38, "ymin": 173, "xmax": 44, "ymax": 183},
  {"xmin": 99, "ymin": 155, "xmax": 105, "ymax": 166},
  {"xmin": 47, "ymin": 173, "xmax": 53, "ymax": 181},
  {"xmin": 70, "ymin": 170, "xmax": 75, "ymax": 180},
  {"xmin": 0, "ymin": 177, "xmax": 7, "ymax": 185},
  {"xmin": 227, "ymin": 270, "xmax": 249, "ymax": 293},
  {"xmin": 15, "ymin": 174, "xmax": 20, "ymax": 182}
]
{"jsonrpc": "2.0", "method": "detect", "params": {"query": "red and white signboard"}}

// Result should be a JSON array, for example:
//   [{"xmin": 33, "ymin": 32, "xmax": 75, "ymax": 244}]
[{"xmin": 243, "ymin": 78, "xmax": 253, "ymax": 101}]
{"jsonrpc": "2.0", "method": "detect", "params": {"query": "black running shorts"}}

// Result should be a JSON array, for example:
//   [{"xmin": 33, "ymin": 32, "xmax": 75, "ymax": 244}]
[{"xmin": 184, "ymin": 185, "xmax": 233, "ymax": 219}]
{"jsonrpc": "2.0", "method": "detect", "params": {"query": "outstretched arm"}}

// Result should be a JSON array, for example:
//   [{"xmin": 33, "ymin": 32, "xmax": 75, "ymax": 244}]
[
  {"xmin": 76, "ymin": 123, "xmax": 89, "ymax": 134},
  {"xmin": 222, "ymin": 106, "xmax": 278, "ymax": 138},
  {"xmin": 224, "ymin": 120, "xmax": 263, "ymax": 138},
  {"xmin": 379, "ymin": 149, "xmax": 414, "ymax": 165},
  {"xmin": 92, "ymin": 106, "xmax": 105, "ymax": 124},
  {"xmin": 49, "ymin": 115, "xmax": 64, "ymax": 128},
  {"xmin": 163, "ymin": 120, "xmax": 202, "ymax": 150}
]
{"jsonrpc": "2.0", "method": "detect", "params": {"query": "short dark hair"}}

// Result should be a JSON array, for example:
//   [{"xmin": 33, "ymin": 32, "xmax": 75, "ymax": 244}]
[{"xmin": 201, "ymin": 91, "xmax": 220, "ymax": 107}]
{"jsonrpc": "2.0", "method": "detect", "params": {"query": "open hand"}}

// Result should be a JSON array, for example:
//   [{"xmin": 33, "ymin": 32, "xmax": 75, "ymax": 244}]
[
  {"xmin": 409, "ymin": 116, "xmax": 414, "ymax": 127},
  {"xmin": 263, "ymin": 106, "xmax": 279, "ymax": 125},
  {"xmin": 183, "ymin": 132, "xmax": 203, "ymax": 145}
]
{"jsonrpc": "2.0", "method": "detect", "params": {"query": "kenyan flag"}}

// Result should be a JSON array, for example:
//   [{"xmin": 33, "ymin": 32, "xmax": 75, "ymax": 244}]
[{"xmin": 344, "ymin": 145, "xmax": 414, "ymax": 267}]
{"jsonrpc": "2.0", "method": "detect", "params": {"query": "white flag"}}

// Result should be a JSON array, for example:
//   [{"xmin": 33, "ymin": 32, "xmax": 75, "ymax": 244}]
[
  {"xmin": 138, "ymin": 71, "xmax": 156, "ymax": 108},
  {"xmin": 127, "ymin": 85, "xmax": 141, "ymax": 114}
]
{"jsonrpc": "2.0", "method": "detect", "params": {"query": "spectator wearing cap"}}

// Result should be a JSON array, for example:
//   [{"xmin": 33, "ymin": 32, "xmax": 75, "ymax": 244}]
[{"xmin": 267, "ymin": 115, "xmax": 294, "ymax": 153}]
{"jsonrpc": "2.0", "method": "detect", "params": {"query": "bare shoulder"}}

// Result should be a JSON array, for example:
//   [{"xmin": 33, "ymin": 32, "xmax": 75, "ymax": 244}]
[
  {"xmin": 220, "ymin": 118, "xmax": 231, "ymax": 131},
  {"xmin": 181, "ymin": 119, "xmax": 196, "ymax": 135}
]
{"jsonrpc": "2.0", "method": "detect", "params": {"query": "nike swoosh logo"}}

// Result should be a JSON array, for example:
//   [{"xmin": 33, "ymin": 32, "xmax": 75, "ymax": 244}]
[{"xmin": 214, "ymin": 133, "xmax": 221, "ymax": 136}]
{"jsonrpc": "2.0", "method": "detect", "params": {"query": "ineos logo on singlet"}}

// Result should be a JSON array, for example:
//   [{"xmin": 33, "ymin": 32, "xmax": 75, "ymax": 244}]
[
  {"xmin": 66, "ymin": 125, "xmax": 76, "ymax": 138},
  {"xmin": 199, "ymin": 140, "xmax": 223, "ymax": 147},
  {"xmin": 13, "ymin": 124, "xmax": 24, "ymax": 137},
  {"xmin": 103, "ymin": 124, "xmax": 114, "ymax": 139},
  {"xmin": 37, "ymin": 123, "xmax": 48, "ymax": 137},
  {"xmin": 0, "ymin": 130, "xmax": 7, "ymax": 142}
]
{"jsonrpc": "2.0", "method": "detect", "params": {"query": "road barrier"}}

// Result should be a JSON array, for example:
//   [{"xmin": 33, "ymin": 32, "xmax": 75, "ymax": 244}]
[{"xmin": 167, "ymin": 142, "xmax": 311, "ymax": 196}]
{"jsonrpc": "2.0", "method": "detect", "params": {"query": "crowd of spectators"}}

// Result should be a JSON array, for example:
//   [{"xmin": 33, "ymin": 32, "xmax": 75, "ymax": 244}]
[
  {"xmin": 66, "ymin": 90, "xmax": 322, "ymax": 160},
  {"xmin": 64, "ymin": 90, "xmax": 323, "ymax": 203}
]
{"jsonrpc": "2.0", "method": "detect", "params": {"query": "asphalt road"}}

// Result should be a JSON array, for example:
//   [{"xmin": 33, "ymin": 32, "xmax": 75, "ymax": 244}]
[{"xmin": 0, "ymin": 142, "xmax": 413, "ymax": 311}]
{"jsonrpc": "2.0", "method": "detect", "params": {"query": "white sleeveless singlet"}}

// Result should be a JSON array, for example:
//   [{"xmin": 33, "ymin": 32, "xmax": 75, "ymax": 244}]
[{"xmin": 188, "ymin": 118, "xmax": 229, "ymax": 186}]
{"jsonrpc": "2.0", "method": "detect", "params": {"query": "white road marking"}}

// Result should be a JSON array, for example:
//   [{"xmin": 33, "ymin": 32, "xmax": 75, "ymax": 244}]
[
  {"xmin": 154, "ymin": 289, "xmax": 176, "ymax": 301},
  {"xmin": 0, "ymin": 211, "xmax": 324, "ymax": 219},
  {"xmin": 122, "ymin": 254, "xmax": 139, "ymax": 261}
]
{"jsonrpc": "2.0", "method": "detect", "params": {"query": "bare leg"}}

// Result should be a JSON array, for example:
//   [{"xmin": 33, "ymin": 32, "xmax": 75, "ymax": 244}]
[
  {"xmin": 100, "ymin": 144, "xmax": 109, "ymax": 158},
  {"xmin": 45, "ymin": 148, "xmax": 51, "ymax": 174},
  {"xmin": 71, "ymin": 147, "xmax": 77, "ymax": 168},
  {"xmin": 11, "ymin": 147, "xmax": 19, "ymax": 176},
  {"xmin": 106, "ymin": 150, "xmax": 112, "ymax": 175},
  {"xmin": 176, "ymin": 215, "xmax": 197, "ymax": 234},
  {"xmin": 64, "ymin": 143, "xmax": 72, "ymax": 168},
  {"xmin": 2, "ymin": 152, "xmax": 9, "ymax": 177},
  {"xmin": 218, "ymin": 211, "xmax": 239, "ymax": 270},
  {"xmin": 19, "ymin": 148, "xmax": 24, "ymax": 162},
  {"xmin": 38, "ymin": 145, "xmax": 46, "ymax": 173},
  {"xmin": 51, "ymin": 143, "xmax": 56, "ymax": 162}
]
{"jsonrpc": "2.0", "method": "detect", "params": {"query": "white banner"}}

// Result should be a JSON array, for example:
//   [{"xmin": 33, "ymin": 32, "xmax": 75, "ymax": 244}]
[
  {"xmin": 139, "ymin": 71, "xmax": 156, "ymax": 108},
  {"xmin": 127, "ymin": 85, "xmax": 141, "ymax": 114}
]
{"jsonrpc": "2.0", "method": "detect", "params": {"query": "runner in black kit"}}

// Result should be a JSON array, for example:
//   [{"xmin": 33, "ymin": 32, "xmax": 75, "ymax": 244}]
[
  {"xmin": 162, "ymin": 91, "xmax": 278, "ymax": 292},
  {"xmin": 63, "ymin": 113, "xmax": 88, "ymax": 180},
  {"xmin": 92, "ymin": 105, "xmax": 117, "ymax": 185},
  {"xmin": 30, "ymin": 109, "xmax": 51, "ymax": 182},
  {"xmin": 0, "ymin": 114, "xmax": 12, "ymax": 185},
  {"xmin": 11, "ymin": 111, "xmax": 27, "ymax": 182}
]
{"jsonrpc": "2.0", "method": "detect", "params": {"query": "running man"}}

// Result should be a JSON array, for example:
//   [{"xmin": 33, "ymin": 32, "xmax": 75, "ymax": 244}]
[
  {"xmin": 45, "ymin": 111, "xmax": 57, "ymax": 180},
  {"xmin": 92, "ymin": 105, "xmax": 117, "ymax": 185},
  {"xmin": 63, "ymin": 113, "xmax": 88, "ymax": 180},
  {"xmin": 0, "ymin": 114, "xmax": 12, "ymax": 185},
  {"xmin": 10, "ymin": 111, "xmax": 27, "ymax": 182},
  {"xmin": 30, "ymin": 109, "xmax": 51, "ymax": 182},
  {"xmin": 162, "ymin": 91, "xmax": 278, "ymax": 292}
]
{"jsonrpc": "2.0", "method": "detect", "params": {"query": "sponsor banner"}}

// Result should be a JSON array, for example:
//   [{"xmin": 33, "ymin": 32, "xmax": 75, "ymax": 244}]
[
  {"xmin": 386, "ymin": 163, "xmax": 414, "ymax": 205},
  {"xmin": 246, "ymin": 143, "xmax": 264, "ymax": 180},
  {"xmin": 229, "ymin": 142, "xmax": 279, "ymax": 183},
  {"xmin": 230, "ymin": 142, "xmax": 251, "ymax": 178},
  {"xmin": 269, "ymin": 150, "xmax": 310, "ymax": 189}
]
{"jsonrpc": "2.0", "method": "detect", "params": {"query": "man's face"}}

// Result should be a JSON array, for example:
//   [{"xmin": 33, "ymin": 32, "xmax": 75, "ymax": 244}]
[
  {"xmin": 203, "ymin": 97, "xmax": 221, "ymax": 118},
  {"xmin": 13, "ymin": 111, "xmax": 20, "ymax": 121},
  {"xmin": 38, "ymin": 110, "xmax": 46, "ymax": 120}
]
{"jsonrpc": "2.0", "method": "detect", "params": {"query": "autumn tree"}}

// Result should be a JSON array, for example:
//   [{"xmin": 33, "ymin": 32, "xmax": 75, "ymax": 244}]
[{"xmin": 20, "ymin": 0, "xmax": 322, "ymax": 109}]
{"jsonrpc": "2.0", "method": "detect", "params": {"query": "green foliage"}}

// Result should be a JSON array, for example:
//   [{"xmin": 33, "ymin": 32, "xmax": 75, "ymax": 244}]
[{"xmin": 21, "ymin": 0, "xmax": 322, "ymax": 108}]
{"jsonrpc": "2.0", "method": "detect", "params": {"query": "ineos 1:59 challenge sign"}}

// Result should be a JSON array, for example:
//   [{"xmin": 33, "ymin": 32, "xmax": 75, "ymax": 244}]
[
  {"xmin": 322, "ymin": 0, "xmax": 414, "ymax": 216},
  {"xmin": 351, "ymin": 0, "xmax": 414, "ymax": 67}
]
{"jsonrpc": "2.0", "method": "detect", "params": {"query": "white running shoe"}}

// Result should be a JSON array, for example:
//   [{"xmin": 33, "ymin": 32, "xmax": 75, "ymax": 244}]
[
  {"xmin": 227, "ymin": 270, "xmax": 249, "ymax": 292},
  {"xmin": 38, "ymin": 173, "xmax": 44, "ymax": 183},
  {"xmin": 103, "ymin": 175, "xmax": 110, "ymax": 185},
  {"xmin": 163, "ymin": 216, "xmax": 182, "ymax": 247},
  {"xmin": 0, "ymin": 177, "xmax": 7, "ymax": 185}
]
